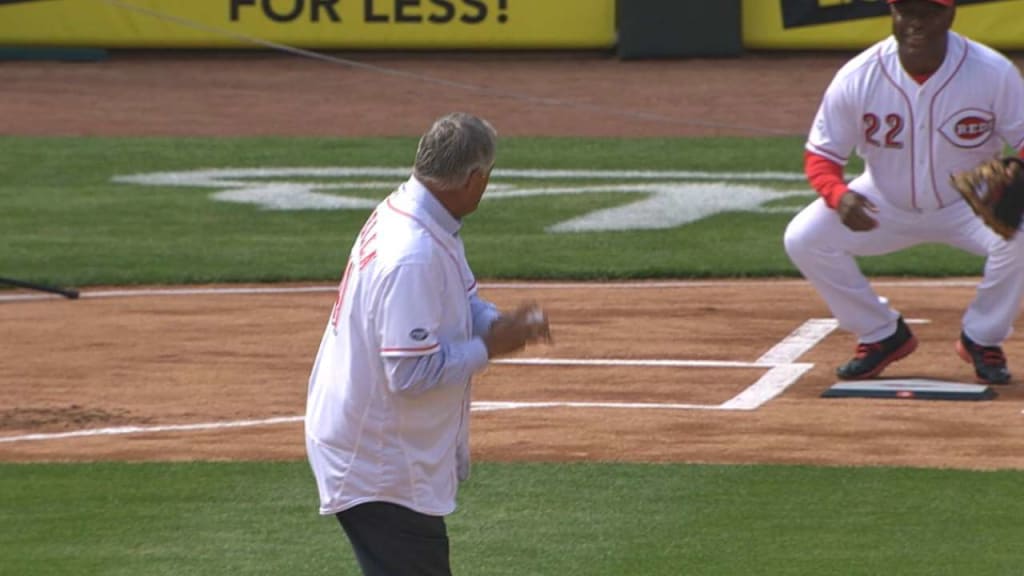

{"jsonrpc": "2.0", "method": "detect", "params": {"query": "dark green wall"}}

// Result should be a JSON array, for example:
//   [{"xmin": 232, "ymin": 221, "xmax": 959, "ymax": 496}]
[{"xmin": 617, "ymin": 0, "xmax": 742, "ymax": 59}]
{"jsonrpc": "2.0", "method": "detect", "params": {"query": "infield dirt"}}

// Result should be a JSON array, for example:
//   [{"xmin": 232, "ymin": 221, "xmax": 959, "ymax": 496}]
[{"xmin": 2, "ymin": 51, "xmax": 1023, "ymax": 469}]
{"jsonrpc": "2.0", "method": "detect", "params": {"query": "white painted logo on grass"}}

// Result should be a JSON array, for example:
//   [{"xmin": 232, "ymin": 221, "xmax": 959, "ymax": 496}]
[{"xmin": 113, "ymin": 167, "xmax": 814, "ymax": 232}]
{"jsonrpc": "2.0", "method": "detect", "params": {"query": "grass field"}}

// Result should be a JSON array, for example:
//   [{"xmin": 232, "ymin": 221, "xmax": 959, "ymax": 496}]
[
  {"xmin": 0, "ymin": 136, "xmax": 985, "ymax": 286},
  {"xmin": 2, "ymin": 461, "xmax": 1022, "ymax": 576},
  {"xmin": 2, "ymin": 135, "xmax": 1019, "ymax": 575}
]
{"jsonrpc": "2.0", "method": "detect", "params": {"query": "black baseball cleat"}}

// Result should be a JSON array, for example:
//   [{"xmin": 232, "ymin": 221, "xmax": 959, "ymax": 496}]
[
  {"xmin": 836, "ymin": 317, "xmax": 918, "ymax": 380},
  {"xmin": 956, "ymin": 332, "xmax": 1012, "ymax": 385}
]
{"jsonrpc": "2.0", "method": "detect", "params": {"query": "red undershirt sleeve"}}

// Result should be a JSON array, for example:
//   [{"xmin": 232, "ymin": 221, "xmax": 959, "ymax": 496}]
[{"xmin": 804, "ymin": 150, "xmax": 848, "ymax": 210}]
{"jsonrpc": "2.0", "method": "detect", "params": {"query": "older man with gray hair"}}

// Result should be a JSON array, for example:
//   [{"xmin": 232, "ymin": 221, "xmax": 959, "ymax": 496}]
[{"xmin": 305, "ymin": 112, "xmax": 551, "ymax": 576}]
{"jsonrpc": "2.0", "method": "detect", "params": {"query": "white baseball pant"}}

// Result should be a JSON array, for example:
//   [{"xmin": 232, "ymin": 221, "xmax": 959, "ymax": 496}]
[{"xmin": 784, "ymin": 194, "xmax": 1024, "ymax": 346}]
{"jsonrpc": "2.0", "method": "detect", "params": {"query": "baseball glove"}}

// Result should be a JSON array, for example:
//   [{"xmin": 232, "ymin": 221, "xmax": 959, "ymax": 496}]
[{"xmin": 950, "ymin": 156, "xmax": 1024, "ymax": 240}]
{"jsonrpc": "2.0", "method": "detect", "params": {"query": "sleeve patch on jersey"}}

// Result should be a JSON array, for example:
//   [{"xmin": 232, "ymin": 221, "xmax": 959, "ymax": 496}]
[{"xmin": 409, "ymin": 328, "xmax": 430, "ymax": 341}]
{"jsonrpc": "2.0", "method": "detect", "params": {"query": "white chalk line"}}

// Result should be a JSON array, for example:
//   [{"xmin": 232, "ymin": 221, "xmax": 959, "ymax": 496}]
[
  {"xmin": 471, "ymin": 401, "xmax": 724, "ymax": 412},
  {"xmin": 0, "ymin": 416, "xmax": 304, "ymax": 444},
  {"xmin": 756, "ymin": 318, "xmax": 838, "ymax": 365},
  {"xmin": 0, "ymin": 398, "xmax": 766, "ymax": 445},
  {"xmin": 719, "ymin": 318, "xmax": 838, "ymax": 410},
  {"xmin": 0, "ymin": 278, "xmax": 985, "ymax": 303},
  {"xmin": 494, "ymin": 358, "xmax": 776, "ymax": 368},
  {"xmin": 0, "ymin": 285, "xmax": 334, "ymax": 303},
  {"xmin": 0, "ymin": 318, "xmax": 840, "ymax": 444}
]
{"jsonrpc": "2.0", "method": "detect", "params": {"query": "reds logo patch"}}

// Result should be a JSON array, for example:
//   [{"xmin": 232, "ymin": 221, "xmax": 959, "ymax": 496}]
[{"xmin": 940, "ymin": 109, "xmax": 995, "ymax": 148}]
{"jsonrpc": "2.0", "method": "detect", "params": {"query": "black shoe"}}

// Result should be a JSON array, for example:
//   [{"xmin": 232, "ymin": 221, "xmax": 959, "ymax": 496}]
[
  {"xmin": 836, "ymin": 317, "xmax": 918, "ymax": 380},
  {"xmin": 956, "ymin": 332, "xmax": 1012, "ymax": 385}
]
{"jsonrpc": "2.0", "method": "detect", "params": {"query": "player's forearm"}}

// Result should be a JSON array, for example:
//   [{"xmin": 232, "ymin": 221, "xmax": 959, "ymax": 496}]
[
  {"xmin": 384, "ymin": 339, "xmax": 489, "ymax": 395},
  {"xmin": 805, "ymin": 150, "xmax": 849, "ymax": 209},
  {"xmin": 469, "ymin": 295, "xmax": 501, "ymax": 337}
]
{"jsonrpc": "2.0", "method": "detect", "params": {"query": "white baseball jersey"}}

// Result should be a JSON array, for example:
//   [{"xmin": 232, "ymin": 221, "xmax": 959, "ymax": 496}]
[
  {"xmin": 788, "ymin": 31, "xmax": 1024, "ymax": 345},
  {"xmin": 808, "ymin": 31, "xmax": 1024, "ymax": 212},
  {"xmin": 306, "ymin": 176, "xmax": 494, "ymax": 517}
]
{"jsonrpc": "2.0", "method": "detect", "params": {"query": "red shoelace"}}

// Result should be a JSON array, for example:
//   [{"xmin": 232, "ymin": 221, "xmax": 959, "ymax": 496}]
[
  {"xmin": 854, "ymin": 343, "xmax": 883, "ymax": 359},
  {"xmin": 970, "ymin": 344, "xmax": 1006, "ymax": 365}
]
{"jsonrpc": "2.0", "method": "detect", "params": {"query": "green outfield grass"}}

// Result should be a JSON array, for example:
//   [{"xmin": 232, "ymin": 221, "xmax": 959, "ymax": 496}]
[
  {"xmin": 1, "ymin": 135, "xmax": 1014, "ymax": 575},
  {"xmin": 2, "ymin": 461, "xmax": 1021, "ymax": 576},
  {"xmin": 0, "ymin": 135, "xmax": 984, "ymax": 287}
]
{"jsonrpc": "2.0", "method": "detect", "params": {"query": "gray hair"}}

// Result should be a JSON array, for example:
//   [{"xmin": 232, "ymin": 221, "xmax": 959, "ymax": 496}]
[{"xmin": 413, "ymin": 113, "xmax": 497, "ymax": 189}]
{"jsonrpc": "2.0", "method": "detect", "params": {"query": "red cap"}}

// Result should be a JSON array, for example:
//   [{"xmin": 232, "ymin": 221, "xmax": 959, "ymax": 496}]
[{"xmin": 887, "ymin": 0, "xmax": 954, "ymax": 5}]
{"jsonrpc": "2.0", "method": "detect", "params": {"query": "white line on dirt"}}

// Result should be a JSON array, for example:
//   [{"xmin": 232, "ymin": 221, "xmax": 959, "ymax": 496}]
[
  {"xmin": 718, "ymin": 318, "xmax": 839, "ymax": 410},
  {"xmin": 718, "ymin": 364, "xmax": 814, "ymax": 411},
  {"xmin": 0, "ymin": 319, "xmax": 840, "ymax": 443},
  {"xmin": 492, "ymin": 318, "xmax": 836, "ymax": 412},
  {"xmin": 0, "ymin": 286, "xmax": 334, "ymax": 302},
  {"xmin": 0, "ymin": 284, "xmax": 963, "ymax": 442},
  {"xmin": 0, "ymin": 416, "xmax": 304, "ymax": 444},
  {"xmin": 0, "ymin": 278, "xmax": 985, "ymax": 303},
  {"xmin": 471, "ymin": 401, "xmax": 723, "ymax": 412},
  {"xmin": 0, "ymin": 397, "xmax": 737, "ymax": 444},
  {"xmin": 494, "ymin": 358, "xmax": 777, "ymax": 368},
  {"xmin": 757, "ymin": 318, "xmax": 839, "ymax": 365}
]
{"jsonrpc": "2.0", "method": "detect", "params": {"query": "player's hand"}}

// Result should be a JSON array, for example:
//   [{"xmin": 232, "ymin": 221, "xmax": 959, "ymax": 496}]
[
  {"xmin": 481, "ymin": 301, "xmax": 552, "ymax": 358},
  {"xmin": 837, "ymin": 190, "xmax": 879, "ymax": 232}
]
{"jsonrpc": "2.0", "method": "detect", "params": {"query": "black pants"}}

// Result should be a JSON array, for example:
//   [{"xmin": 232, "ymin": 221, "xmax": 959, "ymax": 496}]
[{"xmin": 336, "ymin": 501, "xmax": 452, "ymax": 576}]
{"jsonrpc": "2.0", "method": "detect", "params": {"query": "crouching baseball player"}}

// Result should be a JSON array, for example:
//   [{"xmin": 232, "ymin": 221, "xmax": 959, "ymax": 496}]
[{"xmin": 784, "ymin": 0, "xmax": 1024, "ymax": 384}]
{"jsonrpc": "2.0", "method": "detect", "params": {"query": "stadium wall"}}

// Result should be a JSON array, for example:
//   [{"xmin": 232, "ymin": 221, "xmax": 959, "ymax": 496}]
[{"xmin": 0, "ymin": 0, "xmax": 1021, "ymax": 52}]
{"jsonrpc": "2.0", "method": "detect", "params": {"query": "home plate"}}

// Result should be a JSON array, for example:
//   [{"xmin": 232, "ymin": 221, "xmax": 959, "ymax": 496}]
[{"xmin": 821, "ymin": 379, "xmax": 996, "ymax": 401}]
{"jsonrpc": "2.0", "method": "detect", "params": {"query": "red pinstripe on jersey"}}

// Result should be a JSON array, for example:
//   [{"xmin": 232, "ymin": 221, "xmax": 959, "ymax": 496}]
[
  {"xmin": 384, "ymin": 196, "xmax": 474, "ymax": 294},
  {"xmin": 926, "ymin": 44, "xmax": 970, "ymax": 208},
  {"xmin": 329, "ymin": 260, "xmax": 353, "ymax": 330},
  {"xmin": 380, "ymin": 343, "xmax": 441, "ymax": 354}
]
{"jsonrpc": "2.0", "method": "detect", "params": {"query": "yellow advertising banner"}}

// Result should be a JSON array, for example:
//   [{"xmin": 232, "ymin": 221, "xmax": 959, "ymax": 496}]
[
  {"xmin": 744, "ymin": 0, "xmax": 1024, "ymax": 50},
  {"xmin": 0, "ymin": 0, "xmax": 615, "ymax": 49}
]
